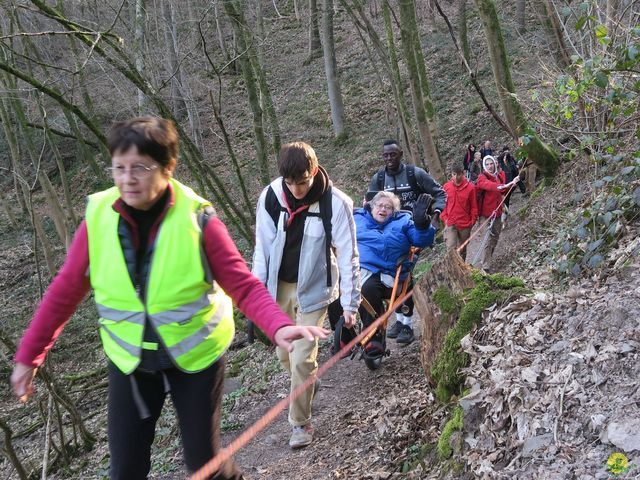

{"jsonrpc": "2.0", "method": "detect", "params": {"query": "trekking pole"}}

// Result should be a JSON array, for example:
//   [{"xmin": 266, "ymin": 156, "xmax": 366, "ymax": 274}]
[{"xmin": 246, "ymin": 320, "xmax": 255, "ymax": 344}]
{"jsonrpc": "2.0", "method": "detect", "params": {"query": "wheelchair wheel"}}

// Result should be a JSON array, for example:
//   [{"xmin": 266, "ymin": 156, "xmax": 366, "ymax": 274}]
[
  {"xmin": 332, "ymin": 316, "xmax": 345, "ymax": 355},
  {"xmin": 364, "ymin": 355, "xmax": 383, "ymax": 370}
]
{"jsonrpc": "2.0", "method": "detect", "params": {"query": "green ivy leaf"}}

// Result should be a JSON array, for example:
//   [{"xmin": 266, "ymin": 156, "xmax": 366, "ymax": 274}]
[
  {"xmin": 575, "ymin": 16, "xmax": 588, "ymax": 31},
  {"xmin": 587, "ymin": 254, "xmax": 604, "ymax": 268},
  {"xmin": 594, "ymin": 71, "xmax": 609, "ymax": 88},
  {"xmin": 571, "ymin": 263, "xmax": 582, "ymax": 276},
  {"xmin": 595, "ymin": 25, "xmax": 608, "ymax": 38},
  {"xmin": 588, "ymin": 239, "xmax": 604, "ymax": 251},
  {"xmin": 627, "ymin": 46, "xmax": 638, "ymax": 62}
]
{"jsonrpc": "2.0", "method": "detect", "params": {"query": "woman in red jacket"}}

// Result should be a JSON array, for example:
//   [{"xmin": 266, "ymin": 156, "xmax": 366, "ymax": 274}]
[
  {"xmin": 441, "ymin": 165, "xmax": 478, "ymax": 261},
  {"xmin": 475, "ymin": 156, "xmax": 520, "ymax": 272}
]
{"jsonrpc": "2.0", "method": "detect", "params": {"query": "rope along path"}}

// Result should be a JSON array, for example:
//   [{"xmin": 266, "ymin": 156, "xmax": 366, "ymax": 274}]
[{"xmin": 191, "ymin": 289, "xmax": 415, "ymax": 480}]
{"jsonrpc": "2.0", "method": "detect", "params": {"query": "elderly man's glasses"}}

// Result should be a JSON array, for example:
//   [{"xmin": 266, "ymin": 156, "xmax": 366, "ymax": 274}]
[{"xmin": 106, "ymin": 164, "xmax": 159, "ymax": 178}]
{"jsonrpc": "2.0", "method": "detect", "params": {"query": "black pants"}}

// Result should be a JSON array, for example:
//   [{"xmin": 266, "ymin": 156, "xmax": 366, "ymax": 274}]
[
  {"xmin": 328, "ymin": 274, "xmax": 414, "ymax": 331},
  {"xmin": 107, "ymin": 358, "xmax": 242, "ymax": 480}
]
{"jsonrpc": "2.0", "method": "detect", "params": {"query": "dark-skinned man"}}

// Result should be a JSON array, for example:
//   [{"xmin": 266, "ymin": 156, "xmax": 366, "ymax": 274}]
[{"xmin": 365, "ymin": 139, "xmax": 446, "ymax": 344}]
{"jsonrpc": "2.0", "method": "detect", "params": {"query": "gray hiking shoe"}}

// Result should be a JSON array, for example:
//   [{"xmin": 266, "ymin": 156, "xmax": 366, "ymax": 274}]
[
  {"xmin": 386, "ymin": 321, "xmax": 403, "ymax": 339},
  {"xmin": 396, "ymin": 325, "xmax": 415, "ymax": 345},
  {"xmin": 289, "ymin": 424, "xmax": 314, "ymax": 449}
]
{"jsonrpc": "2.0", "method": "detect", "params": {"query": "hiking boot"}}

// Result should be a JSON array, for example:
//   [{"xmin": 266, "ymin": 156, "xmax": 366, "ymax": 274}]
[
  {"xmin": 386, "ymin": 321, "xmax": 403, "ymax": 339},
  {"xmin": 289, "ymin": 424, "xmax": 313, "ymax": 449},
  {"xmin": 396, "ymin": 325, "xmax": 415, "ymax": 345}
]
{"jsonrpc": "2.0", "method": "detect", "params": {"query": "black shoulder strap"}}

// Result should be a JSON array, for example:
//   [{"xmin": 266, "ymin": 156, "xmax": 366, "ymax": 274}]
[
  {"xmin": 197, "ymin": 205, "xmax": 218, "ymax": 283},
  {"xmin": 307, "ymin": 186, "xmax": 333, "ymax": 287},
  {"xmin": 265, "ymin": 186, "xmax": 283, "ymax": 227},
  {"xmin": 406, "ymin": 164, "xmax": 418, "ymax": 191},
  {"xmin": 377, "ymin": 169, "xmax": 385, "ymax": 190}
]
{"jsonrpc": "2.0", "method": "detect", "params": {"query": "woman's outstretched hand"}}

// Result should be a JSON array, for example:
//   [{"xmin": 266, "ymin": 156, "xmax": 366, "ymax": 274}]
[
  {"xmin": 274, "ymin": 325, "xmax": 330, "ymax": 352},
  {"xmin": 11, "ymin": 363, "xmax": 36, "ymax": 403}
]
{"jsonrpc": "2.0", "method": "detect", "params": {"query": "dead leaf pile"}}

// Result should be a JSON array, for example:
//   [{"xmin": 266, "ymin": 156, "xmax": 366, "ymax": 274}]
[{"xmin": 460, "ymin": 264, "xmax": 640, "ymax": 479}]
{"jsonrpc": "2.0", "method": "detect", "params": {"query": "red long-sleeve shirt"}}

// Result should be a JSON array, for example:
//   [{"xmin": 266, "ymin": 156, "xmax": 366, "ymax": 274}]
[
  {"xmin": 15, "ymin": 197, "xmax": 293, "ymax": 368},
  {"xmin": 441, "ymin": 178, "xmax": 478, "ymax": 229},
  {"xmin": 476, "ymin": 171, "xmax": 507, "ymax": 217}
]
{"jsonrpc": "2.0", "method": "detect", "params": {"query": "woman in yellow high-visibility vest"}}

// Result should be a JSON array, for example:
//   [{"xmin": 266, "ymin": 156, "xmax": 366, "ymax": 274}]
[{"xmin": 10, "ymin": 117, "xmax": 328, "ymax": 479}]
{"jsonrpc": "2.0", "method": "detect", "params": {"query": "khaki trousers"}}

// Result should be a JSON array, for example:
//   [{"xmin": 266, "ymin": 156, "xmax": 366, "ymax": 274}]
[
  {"xmin": 275, "ymin": 280, "xmax": 327, "ymax": 427},
  {"xmin": 443, "ymin": 225, "xmax": 471, "ymax": 261},
  {"xmin": 478, "ymin": 216, "xmax": 503, "ymax": 270}
]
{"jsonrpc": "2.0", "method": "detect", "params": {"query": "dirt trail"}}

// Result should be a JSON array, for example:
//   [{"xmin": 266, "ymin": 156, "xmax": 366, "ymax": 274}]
[{"xmin": 219, "ymin": 318, "xmax": 437, "ymax": 480}]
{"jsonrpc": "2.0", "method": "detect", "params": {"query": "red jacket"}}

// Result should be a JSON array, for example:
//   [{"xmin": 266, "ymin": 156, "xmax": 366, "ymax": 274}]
[
  {"xmin": 476, "ymin": 171, "xmax": 507, "ymax": 217},
  {"xmin": 15, "ymin": 185, "xmax": 293, "ymax": 368},
  {"xmin": 441, "ymin": 178, "xmax": 478, "ymax": 229}
]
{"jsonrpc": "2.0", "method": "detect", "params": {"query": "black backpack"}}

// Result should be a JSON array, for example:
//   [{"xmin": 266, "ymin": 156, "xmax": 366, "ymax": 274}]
[
  {"xmin": 264, "ymin": 185, "xmax": 333, "ymax": 287},
  {"xmin": 376, "ymin": 164, "xmax": 419, "ymax": 192}
]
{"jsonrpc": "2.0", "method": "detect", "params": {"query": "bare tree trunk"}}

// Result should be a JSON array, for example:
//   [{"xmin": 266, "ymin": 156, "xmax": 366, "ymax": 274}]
[
  {"xmin": 0, "ymin": 66, "xmax": 71, "ymax": 251},
  {"xmin": 458, "ymin": 0, "xmax": 471, "ymax": 63},
  {"xmin": 214, "ymin": 3, "xmax": 231, "ymax": 63},
  {"xmin": 162, "ymin": 2, "xmax": 188, "ymax": 121},
  {"xmin": 0, "ymin": 189, "xmax": 18, "ymax": 228},
  {"xmin": 606, "ymin": 0, "xmax": 621, "ymax": 34},
  {"xmin": 135, "ymin": 0, "xmax": 150, "ymax": 113},
  {"xmin": 255, "ymin": 0, "xmax": 266, "ymax": 65},
  {"xmin": 532, "ymin": 0, "xmax": 571, "ymax": 69},
  {"xmin": 293, "ymin": 0, "xmax": 301, "ymax": 22},
  {"xmin": 516, "ymin": 0, "xmax": 526, "ymax": 31},
  {"xmin": 338, "ymin": 0, "xmax": 417, "ymax": 160},
  {"xmin": 0, "ymin": 418, "xmax": 30, "ymax": 480},
  {"xmin": 223, "ymin": 0, "xmax": 271, "ymax": 185},
  {"xmin": 473, "ymin": 0, "xmax": 559, "ymax": 176},
  {"xmin": 322, "ymin": 0, "xmax": 346, "ymax": 136},
  {"xmin": 382, "ymin": 0, "xmax": 418, "ymax": 162},
  {"xmin": 309, "ymin": 0, "xmax": 322, "ymax": 57},
  {"xmin": 398, "ymin": 0, "xmax": 444, "ymax": 179},
  {"xmin": 0, "ymin": 102, "xmax": 56, "ymax": 275},
  {"xmin": 38, "ymin": 100, "xmax": 78, "ymax": 230}
]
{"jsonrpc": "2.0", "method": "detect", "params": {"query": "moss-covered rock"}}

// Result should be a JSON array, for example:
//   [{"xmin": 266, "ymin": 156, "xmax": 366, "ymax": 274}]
[
  {"xmin": 430, "ymin": 271, "xmax": 527, "ymax": 403},
  {"xmin": 437, "ymin": 405, "xmax": 463, "ymax": 461}
]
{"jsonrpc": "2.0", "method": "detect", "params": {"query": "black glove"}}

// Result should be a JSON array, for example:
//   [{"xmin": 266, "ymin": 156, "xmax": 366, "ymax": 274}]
[{"xmin": 413, "ymin": 193, "xmax": 433, "ymax": 229}]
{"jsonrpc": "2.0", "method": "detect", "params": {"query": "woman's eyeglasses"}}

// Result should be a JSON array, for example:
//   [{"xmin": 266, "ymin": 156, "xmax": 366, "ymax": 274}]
[
  {"xmin": 373, "ymin": 203, "xmax": 394, "ymax": 211},
  {"xmin": 106, "ymin": 164, "xmax": 159, "ymax": 178}
]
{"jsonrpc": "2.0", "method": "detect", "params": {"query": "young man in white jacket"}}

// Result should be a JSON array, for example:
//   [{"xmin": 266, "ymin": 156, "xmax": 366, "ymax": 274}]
[{"xmin": 253, "ymin": 142, "xmax": 360, "ymax": 449}]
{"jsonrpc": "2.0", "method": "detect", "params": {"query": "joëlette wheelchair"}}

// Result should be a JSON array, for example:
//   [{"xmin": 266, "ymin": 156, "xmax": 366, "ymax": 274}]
[{"xmin": 333, "ymin": 246, "xmax": 420, "ymax": 370}]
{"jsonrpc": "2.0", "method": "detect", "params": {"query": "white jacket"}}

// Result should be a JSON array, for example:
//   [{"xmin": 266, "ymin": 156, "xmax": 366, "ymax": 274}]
[{"xmin": 252, "ymin": 178, "xmax": 360, "ymax": 313}]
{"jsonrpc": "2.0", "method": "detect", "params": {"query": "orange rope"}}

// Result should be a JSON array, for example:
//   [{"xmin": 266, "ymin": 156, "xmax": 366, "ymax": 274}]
[{"xmin": 190, "ymin": 289, "xmax": 415, "ymax": 480}]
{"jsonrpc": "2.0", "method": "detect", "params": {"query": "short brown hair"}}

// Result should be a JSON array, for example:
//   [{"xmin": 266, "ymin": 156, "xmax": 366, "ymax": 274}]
[
  {"xmin": 108, "ymin": 116, "xmax": 179, "ymax": 169},
  {"xmin": 278, "ymin": 142, "xmax": 318, "ymax": 181}
]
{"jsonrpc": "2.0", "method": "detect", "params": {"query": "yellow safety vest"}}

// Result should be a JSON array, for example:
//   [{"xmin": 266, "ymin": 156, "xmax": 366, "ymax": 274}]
[{"xmin": 85, "ymin": 178, "xmax": 234, "ymax": 374}]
